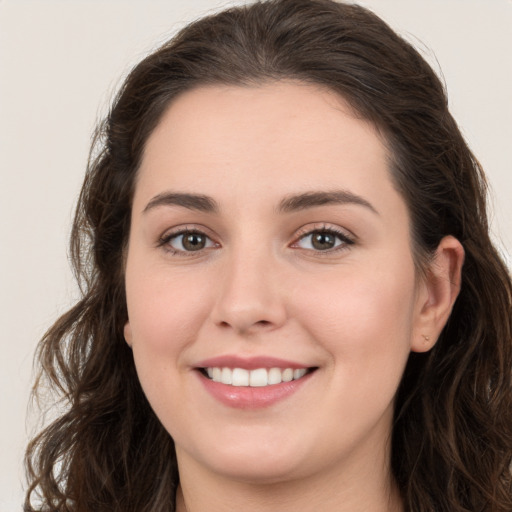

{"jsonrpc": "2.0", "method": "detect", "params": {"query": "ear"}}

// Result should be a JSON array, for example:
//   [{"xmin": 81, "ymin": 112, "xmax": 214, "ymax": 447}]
[
  {"xmin": 124, "ymin": 321, "xmax": 133, "ymax": 348},
  {"xmin": 411, "ymin": 236, "xmax": 465, "ymax": 353}
]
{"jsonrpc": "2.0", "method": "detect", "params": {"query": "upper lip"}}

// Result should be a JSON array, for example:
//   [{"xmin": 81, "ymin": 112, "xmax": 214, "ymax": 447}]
[{"xmin": 196, "ymin": 355, "xmax": 312, "ymax": 370}]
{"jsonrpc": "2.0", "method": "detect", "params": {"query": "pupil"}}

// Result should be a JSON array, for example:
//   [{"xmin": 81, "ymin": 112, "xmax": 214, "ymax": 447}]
[
  {"xmin": 312, "ymin": 232, "xmax": 335, "ymax": 250},
  {"xmin": 183, "ymin": 233, "xmax": 205, "ymax": 251}
]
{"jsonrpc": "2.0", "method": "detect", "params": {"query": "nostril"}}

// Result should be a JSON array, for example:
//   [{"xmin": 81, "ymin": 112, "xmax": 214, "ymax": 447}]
[{"xmin": 219, "ymin": 320, "xmax": 272, "ymax": 328}]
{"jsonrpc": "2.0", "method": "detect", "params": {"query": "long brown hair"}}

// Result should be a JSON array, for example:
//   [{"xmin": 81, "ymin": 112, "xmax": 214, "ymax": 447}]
[{"xmin": 25, "ymin": 1, "xmax": 512, "ymax": 511}]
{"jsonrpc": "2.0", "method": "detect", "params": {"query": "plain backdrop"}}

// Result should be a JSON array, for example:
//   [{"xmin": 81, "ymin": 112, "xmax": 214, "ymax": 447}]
[{"xmin": 1, "ymin": 0, "xmax": 511, "ymax": 509}]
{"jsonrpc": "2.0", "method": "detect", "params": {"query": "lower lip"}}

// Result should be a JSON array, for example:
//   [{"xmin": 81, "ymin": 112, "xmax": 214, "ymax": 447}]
[{"xmin": 197, "ymin": 371, "xmax": 314, "ymax": 409}]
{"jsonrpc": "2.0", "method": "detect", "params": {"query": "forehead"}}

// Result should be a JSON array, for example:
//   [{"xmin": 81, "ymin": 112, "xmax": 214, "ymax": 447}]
[{"xmin": 136, "ymin": 81, "xmax": 399, "ymax": 214}]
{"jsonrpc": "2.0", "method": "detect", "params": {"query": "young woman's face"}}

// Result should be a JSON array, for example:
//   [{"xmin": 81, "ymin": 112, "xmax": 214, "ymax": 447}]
[{"xmin": 124, "ymin": 82, "xmax": 431, "ymax": 484}]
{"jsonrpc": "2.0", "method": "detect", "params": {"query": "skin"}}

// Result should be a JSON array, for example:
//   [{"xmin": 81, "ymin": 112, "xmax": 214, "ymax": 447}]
[{"xmin": 123, "ymin": 82, "xmax": 464, "ymax": 512}]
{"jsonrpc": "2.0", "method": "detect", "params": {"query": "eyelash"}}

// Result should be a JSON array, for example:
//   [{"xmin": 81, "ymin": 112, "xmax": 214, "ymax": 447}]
[
  {"xmin": 158, "ymin": 227, "xmax": 217, "ymax": 256},
  {"xmin": 292, "ymin": 224, "xmax": 355, "ymax": 255},
  {"xmin": 158, "ymin": 225, "xmax": 355, "ymax": 256}
]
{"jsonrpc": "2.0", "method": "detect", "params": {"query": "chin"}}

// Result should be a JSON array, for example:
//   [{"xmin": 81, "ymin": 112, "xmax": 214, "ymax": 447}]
[
  {"xmin": 208, "ymin": 454, "xmax": 308, "ymax": 485},
  {"xmin": 176, "ymin": 429, "xmax": 313, "ymax": 484}
]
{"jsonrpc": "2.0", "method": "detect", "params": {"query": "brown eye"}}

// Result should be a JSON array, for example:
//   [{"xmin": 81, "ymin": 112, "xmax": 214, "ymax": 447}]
[
  {"xmin": 182, "ymin": 233, "xmax": 206, "ymax": 251},
  {"xmin": 311, "ymin": 232, "xmax": 337, "ymax": 250},
  {"xmin": 296, "ymin": 229, "xmax": 353, "ymax": 252},
  {"xmin": 166, "ymin": 231, "xmax": 214, "ymax": 252}
]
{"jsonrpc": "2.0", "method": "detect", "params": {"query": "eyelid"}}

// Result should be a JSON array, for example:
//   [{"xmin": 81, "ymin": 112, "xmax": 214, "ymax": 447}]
[
  {"xmin": 157, "ymin": 224, "xmax": 220, "ymax": 254},
  {"xmin": 290, "ymin": 223, "xmax": 356, "ymax": 252},
  {"xmin": 156, "ymin": 222, "xmax": 355, "ymax": 256}
]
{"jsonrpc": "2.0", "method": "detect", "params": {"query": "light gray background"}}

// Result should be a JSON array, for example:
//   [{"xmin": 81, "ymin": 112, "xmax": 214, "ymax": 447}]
[{"xmin": 1, "ymin": 1, "xmax": 511, "ymax": 509}]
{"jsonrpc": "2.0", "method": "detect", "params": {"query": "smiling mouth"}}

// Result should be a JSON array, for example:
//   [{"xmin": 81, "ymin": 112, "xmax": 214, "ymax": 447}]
[{"xmin": 199, "ymin": 367, "xmax": 316, "ymax": 387}]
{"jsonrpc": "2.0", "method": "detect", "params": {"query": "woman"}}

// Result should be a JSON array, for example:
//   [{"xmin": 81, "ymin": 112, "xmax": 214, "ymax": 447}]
[{"xmin": 24, "ymin": 0, "xmax": 512, "ymax": 511}]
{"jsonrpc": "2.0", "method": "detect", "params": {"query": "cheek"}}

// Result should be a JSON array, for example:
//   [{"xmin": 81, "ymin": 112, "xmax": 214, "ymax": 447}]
[
  {"xmin": 124, "ymin": 264, "xmax": 214, "ymax": 426},
  {"xmin": 127, "ymin": 264, "xmax": 203, "ymax": 338},
  {"xmin": 294, "ymin": 259, "xmax": 417, "ymax": 383},
  {"xmin": 124, "ymin": 262, "xmax": 214, "ymax": 377}
]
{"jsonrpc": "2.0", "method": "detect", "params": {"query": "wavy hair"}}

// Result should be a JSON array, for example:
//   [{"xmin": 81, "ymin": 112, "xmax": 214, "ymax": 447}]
[{"xmin": 25, "ymin": 1, "xmax": 512, "ymax": 510}]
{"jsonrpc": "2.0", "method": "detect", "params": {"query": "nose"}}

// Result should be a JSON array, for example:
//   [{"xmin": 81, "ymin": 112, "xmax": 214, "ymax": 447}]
[{"xmin": 210, "ymin": 246, "xmax": 287, "ymax": 335}]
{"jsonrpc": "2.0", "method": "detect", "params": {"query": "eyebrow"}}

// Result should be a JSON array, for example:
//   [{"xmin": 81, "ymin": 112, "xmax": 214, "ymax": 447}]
[
  {"xmin": 142, "ymin": 189, "xmax": 378, "ymax": 216},
  {"xmin": 143, "ymin": 192, "xmax": 218, "ymax": 214},
  {"xmin": 278, "ymin": 190, "xmax": 379, "ymax": 215}
]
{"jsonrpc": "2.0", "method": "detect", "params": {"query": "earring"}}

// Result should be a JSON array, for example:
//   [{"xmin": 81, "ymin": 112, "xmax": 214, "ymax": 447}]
[{"xmin": 421, "ymin": 334, "xmax": 430, "ymax": 342}]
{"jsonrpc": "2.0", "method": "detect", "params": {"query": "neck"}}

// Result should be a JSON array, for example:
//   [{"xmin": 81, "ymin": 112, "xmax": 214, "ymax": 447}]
[{"xmin": 175, "ymin": 446, "xmax": 403, "ymax": 512}]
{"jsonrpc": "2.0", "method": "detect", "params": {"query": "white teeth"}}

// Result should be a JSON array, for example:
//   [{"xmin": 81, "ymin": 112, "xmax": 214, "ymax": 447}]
[
  {"xmin": 282, "ymin": 368, "xmax": 293, "ymax": 382},
  {"xmin": 294, "ymin": 368, "xmax": 307, "ymax": 380},
  {"xmin": 268, "ymin": 367, "xmax": 282, "ymax": 385},
  {"xmin": 205, "ymin": 366, "xmax": 309, "ymax": 387},
  {"xmin": 232, "ymin": 368, "xmax": 249, "ymax": 386},
  {"xmin": 249, "ymin": 368, "xmax": 268, "ymax": 387},
  {"xmin": 221, "ymin": 367, "xmax": 232, "ymax": 385}
]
